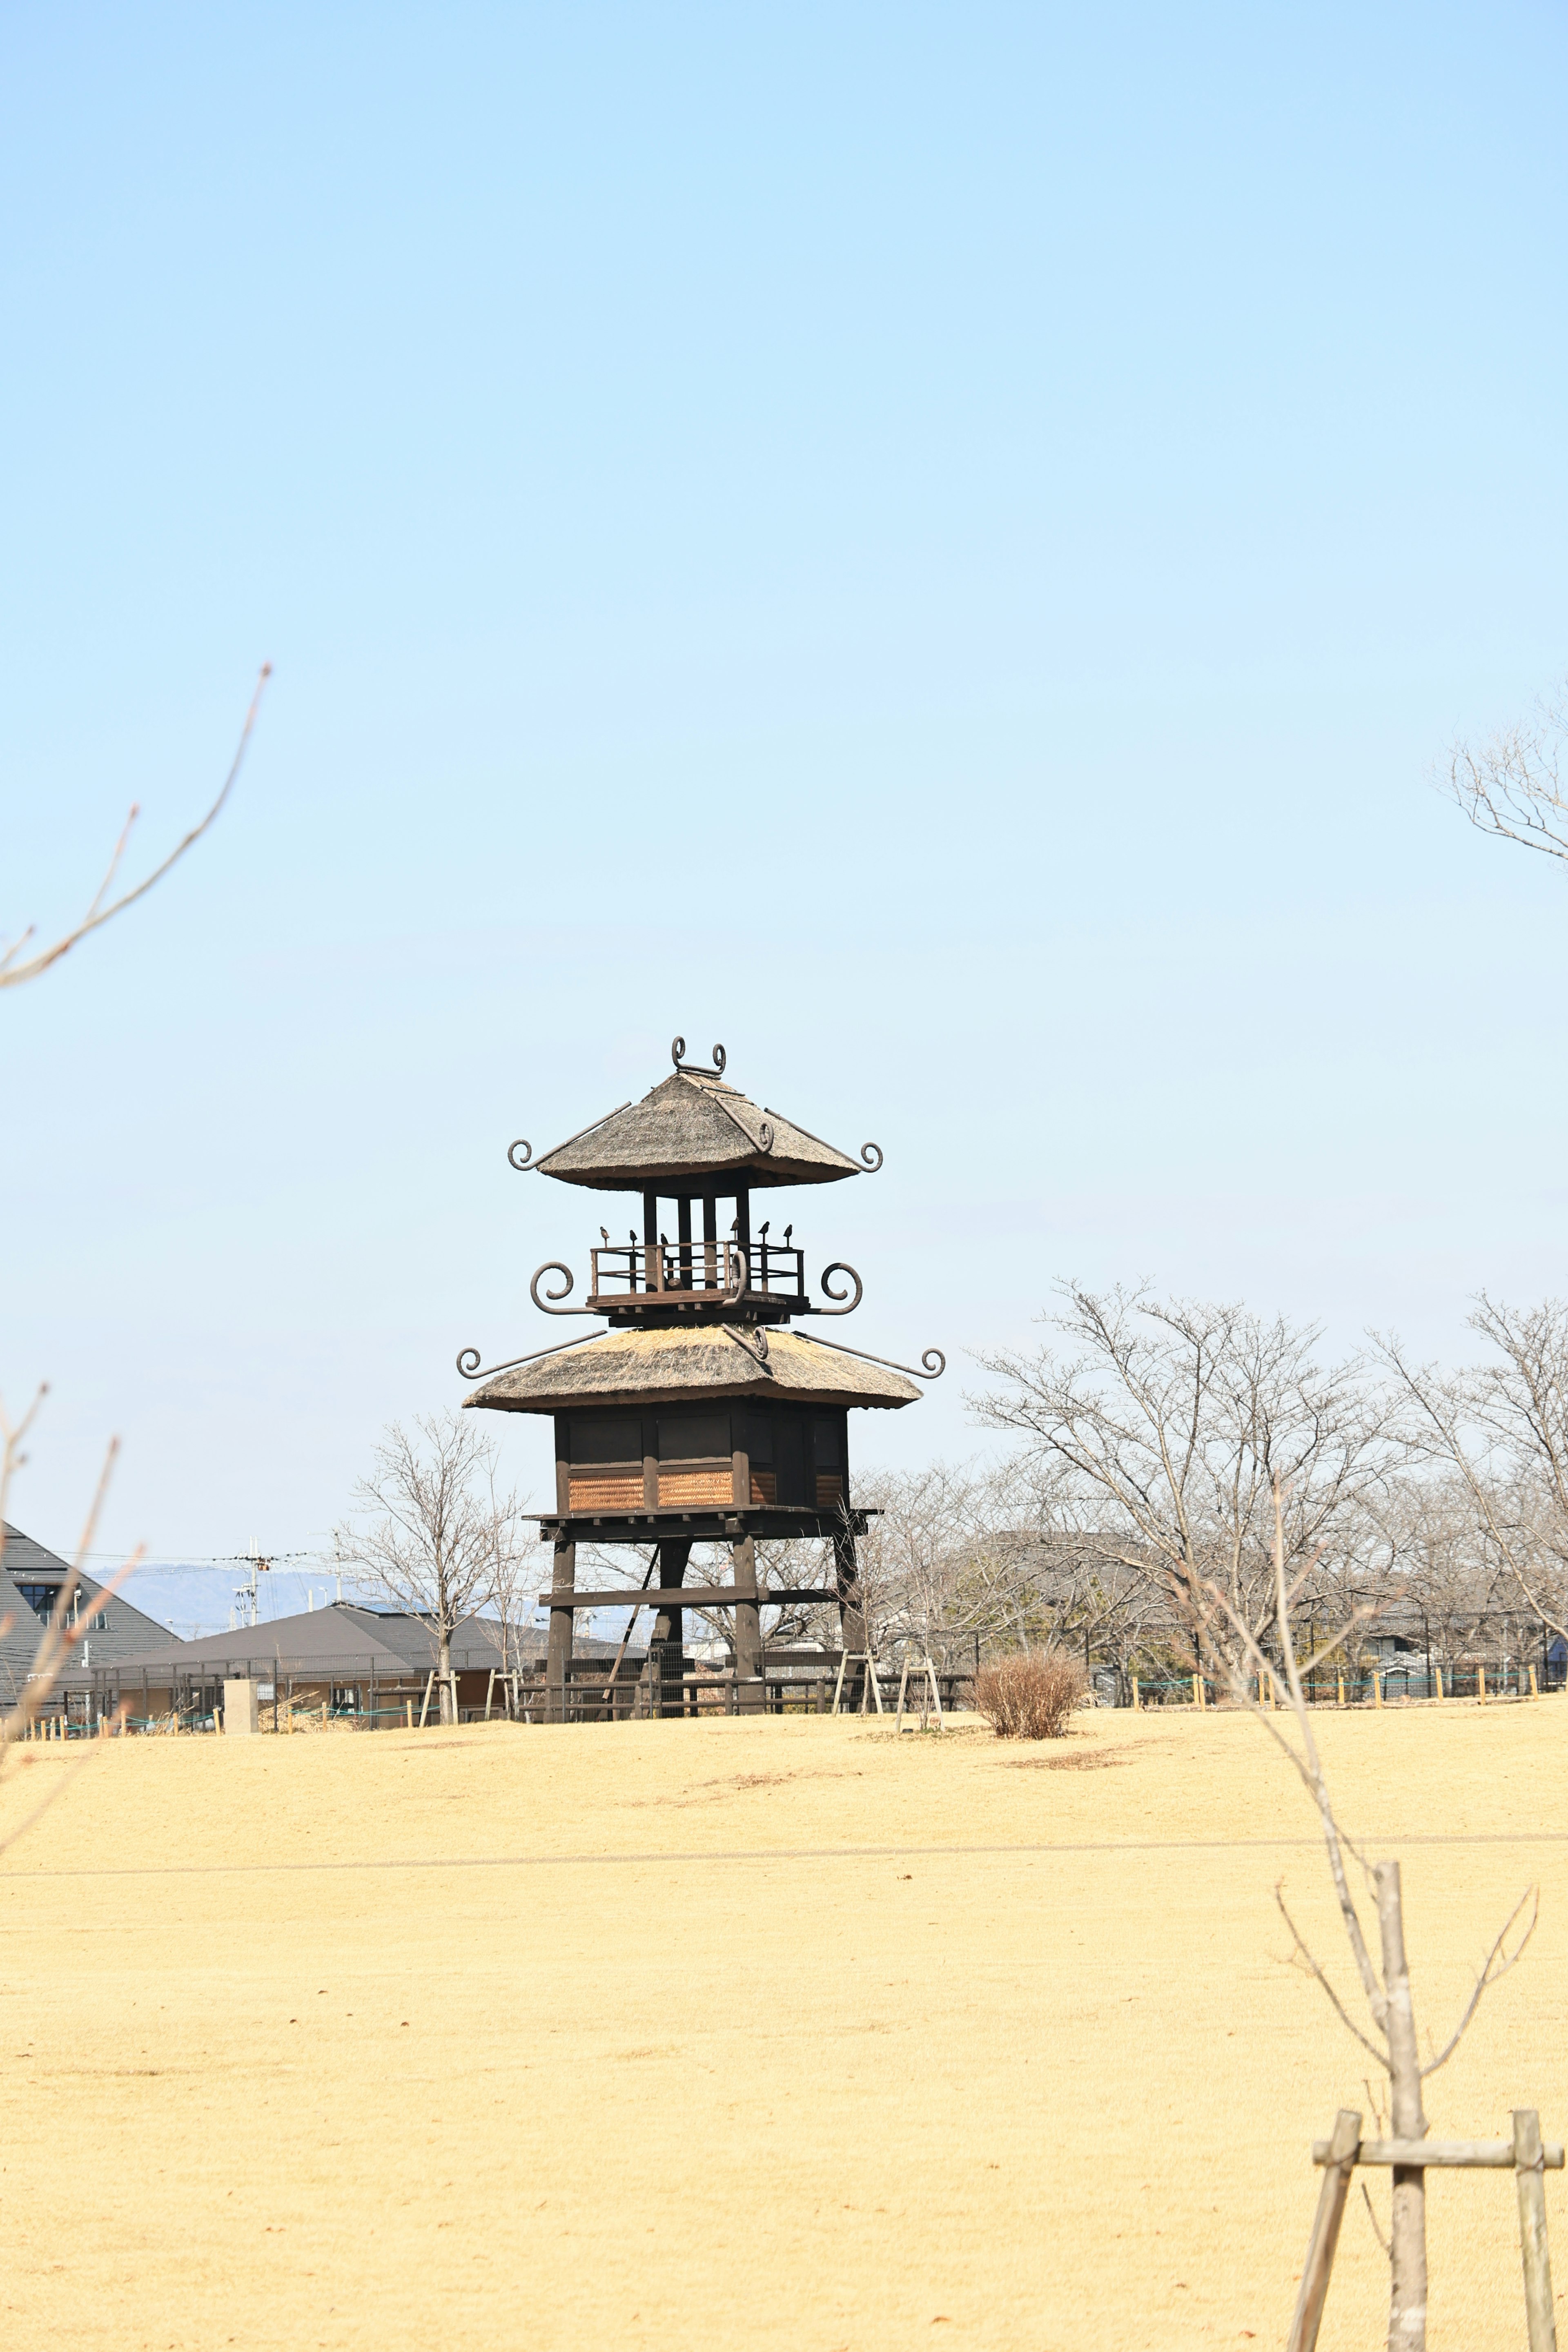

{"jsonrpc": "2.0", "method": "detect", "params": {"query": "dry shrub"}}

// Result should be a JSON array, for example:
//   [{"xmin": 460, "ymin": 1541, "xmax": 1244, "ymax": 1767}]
[{"xmin": 973, "ymin": 1650, "xmax": 1088, "ymax": 1740}]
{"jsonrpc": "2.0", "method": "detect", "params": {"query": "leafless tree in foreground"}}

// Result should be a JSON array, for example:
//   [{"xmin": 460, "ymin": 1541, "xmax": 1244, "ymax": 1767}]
[
  {"xmin": 0, "ymin": 665, "xmax": 268, "ymax": 1818},
  {"xmin": 1443, "ymin": 677, "xmax": 1568, "ymax": 866},
  {"xmin": 1380, "ymin": 1298, "xmax": 1568, "ymax": 1652},
  {"xmin": 336, "ymin": 1413, "xmax": 523, "ymax": 1723},
  {"xmin": 0, "ymin": 664, "xmax": 270, "ymax": 988},
  {"xmin": 1188, "ymin": 1482, "xmax": 1536, "ymax": 2352},
  {"xmin": 0, "ymin": 1399, "xmax": 138, "ymax": 1848}
]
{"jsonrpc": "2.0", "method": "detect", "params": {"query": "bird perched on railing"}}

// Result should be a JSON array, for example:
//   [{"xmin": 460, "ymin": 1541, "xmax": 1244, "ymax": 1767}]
[
  {"xmin": 759, "ymin": 1220, "xmax": 771, "ymax": 1243},
  {"xmin": 600, "ymin": 1226, "xmax": 610, "ymax": 1244},
  {"xmin": 783, "ymin": 1224, "xmax": 793, "ymax": 1245}
]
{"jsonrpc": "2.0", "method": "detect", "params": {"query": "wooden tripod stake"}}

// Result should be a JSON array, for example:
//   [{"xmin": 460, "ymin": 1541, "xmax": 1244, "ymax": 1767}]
[
  {"xmin": 831, "ymin": 1651, "xmax": 883, "ymax": 1716},
  {"xmin": 1287, "ymin": 2109, "xmax": 1562, "ymax": 2352},
  {"xmin": 895, "ymin": 1654, "xmax": 944, "ymax": 1732}
]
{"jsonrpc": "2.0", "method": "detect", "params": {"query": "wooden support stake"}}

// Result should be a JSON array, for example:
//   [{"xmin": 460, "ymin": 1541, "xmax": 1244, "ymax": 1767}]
[
  {"xmin": 405, "ymin": 1699, "xmax": 413, "ymax": 1730},
  {"xmin": 1131, "ymin": 1675, "xmax": 1140, "ymax": 1711},
  {"xmin": 1192, "ymin": 1672, "xmax": 1202, "ymax": 1710},
  {"xmin": 1288, "ymin": 2109, "xmax": 1362, "ymax": 2352},
  {"xmin": 1480, "ymin": 1664, "xmax": 1488, "ymax": 1705},
  {"xmin": 1530, "ymin": 1665, "xmax": 1540, "ymax": 1699},
  {"xmin": 1515, "ymin": 2109, "xmax": 1558, "ymax": 2352},
  {"xmin": 1436, "ymin": 1665, "xmax": 1444, "ymax": 1701},
  {"xmin": 1337, "ymin": 1674, "xmax": 1345, "ymax": 1707},
  {"xmin": 1373, "ymin": 1670, "xmax": 1383, "ymax": 1709},
  {"xmin": 895, "ymin": 1657, "xmax": 944, "ymax": 1733}
]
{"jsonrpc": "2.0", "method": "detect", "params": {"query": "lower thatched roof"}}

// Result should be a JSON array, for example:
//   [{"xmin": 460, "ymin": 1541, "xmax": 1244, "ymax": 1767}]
[{"xmin": 464, "ymin": 1323, "xmax": 921, "ymax": 1414}]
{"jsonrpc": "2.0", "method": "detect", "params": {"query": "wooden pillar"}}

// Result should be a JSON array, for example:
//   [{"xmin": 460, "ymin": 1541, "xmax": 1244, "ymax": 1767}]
[
  {"xmin": 642, "ymin": 1411, "xmax": 659, "ymax": 1512},
  {"xmin": 649, "ymin": 1538, "xmax": 692, "ymax": 1717},
  {"xmin": 731, "ymin": 1403, "xmax": 751, "ymax": 1509},
  {"xmin": 642, "ymin": 1188, "xmax": 659, "ymax": 1296},
  {"xmin": 702, "ymin": 1194, "xmax": 718, "ymax": 1291},
  {"xmin": 733, "ymin": 1533, "xmax": 764, "ymax": 1710},
  {"xmin": 677, "ymin": 1195, "xmax": 693, "ymax": 1290},
  {"xmin": 547, "ymin": 1535, "xmax": 576, "ymax": 1724},
  {"xmin": 554, "ymin": 1416, "xmax": 570, "ymax": 1517}
]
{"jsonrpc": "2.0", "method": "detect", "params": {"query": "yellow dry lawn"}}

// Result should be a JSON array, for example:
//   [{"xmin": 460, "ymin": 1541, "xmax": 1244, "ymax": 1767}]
[{"xmin": 2, "ymin": 1700, "xmax": 1565, "ymax": 2352}]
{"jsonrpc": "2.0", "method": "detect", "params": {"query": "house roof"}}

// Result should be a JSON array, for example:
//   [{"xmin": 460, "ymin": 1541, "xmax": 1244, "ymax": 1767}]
[
  {"xmin": 0, "ymin": 1523, "xmax": 174, "ymax": 1702},
  {"xmin": 534, "ymin": 1069, "xmax": 869, "ymax": 1194},
  {"xmin": 106, "ymin": 1603, "xmax": 540, "ymax": 1681},
  {"xmin": 464, "ymin": 1321, "xmax": 922, "ymax": 1414}
]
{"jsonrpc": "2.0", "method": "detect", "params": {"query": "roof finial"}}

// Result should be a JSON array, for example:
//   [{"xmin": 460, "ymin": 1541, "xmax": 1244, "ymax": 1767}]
[{"xmin": 672, "ymin": 1037, "xmax": 727, "ymax": 1076}]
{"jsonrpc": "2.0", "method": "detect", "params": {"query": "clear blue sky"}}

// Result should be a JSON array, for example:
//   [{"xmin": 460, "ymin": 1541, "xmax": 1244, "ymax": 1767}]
[{"xmin": 4, "ymin": 2, "xmax": 1567, "ymax": 1607}]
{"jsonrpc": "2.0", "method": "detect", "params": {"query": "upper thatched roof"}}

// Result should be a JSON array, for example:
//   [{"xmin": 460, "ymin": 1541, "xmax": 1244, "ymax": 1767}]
[
  {"xmin": 535, "ymin": 1070, "xmax": 867, "ymax": 1194},
  {"xmin": 464, "ymin": 1323, "xmax": 921, "ymax": 1414}
]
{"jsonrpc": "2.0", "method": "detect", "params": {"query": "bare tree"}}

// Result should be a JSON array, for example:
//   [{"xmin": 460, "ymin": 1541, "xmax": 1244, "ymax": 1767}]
[
  {"xmin": 1380, "ymin": 1296, "xmax": 1568, "ymax": 1650},
  {"xmin": 336, "ymin": 1412, "xmax": 521, "ymax": 1723},
  {"xmin": 972, "ymin": 1283, "xmax": 1398, "ymax": 1648},
  {"xmin": 1187, "ymin": 1484, "xmax": 1535, "ymax": 2352},
  {"xmin": 1443, "ymin": 677, "xmax": 1568, "ymax": 866}
]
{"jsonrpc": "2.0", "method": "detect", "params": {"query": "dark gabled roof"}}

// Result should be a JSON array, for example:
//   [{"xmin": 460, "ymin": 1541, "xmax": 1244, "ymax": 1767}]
[
  {"xmin": 0, "ymin": 1523, "xmax": 174, "ymax": 1704},
  {"xmin": 102, "ymin": 1599, "xmax": 632, "ymax": 1681},
  {"xmin": 107, "ymin": 1603, "xmax": 534, "ymax": 1679},
  {"xmin": 534, "ymin": 1069, "xmax": 868, "ymax": 1194},
  {"xmin": 466, "ymin": 1321, "xmax": 920, "ymax": 1414}
]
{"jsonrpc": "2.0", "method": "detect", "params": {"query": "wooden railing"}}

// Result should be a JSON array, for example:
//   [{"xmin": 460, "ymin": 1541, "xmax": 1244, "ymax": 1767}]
[{"xmin": 588, "ymin": 1239, "xmax": 806, "ymax": 1301}]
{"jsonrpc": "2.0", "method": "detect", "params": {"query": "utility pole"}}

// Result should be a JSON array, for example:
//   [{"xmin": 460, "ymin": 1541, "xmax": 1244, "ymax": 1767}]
[{"xmin": 234, "ymin": 1544, "xmax": 271, "ymax": 1630}]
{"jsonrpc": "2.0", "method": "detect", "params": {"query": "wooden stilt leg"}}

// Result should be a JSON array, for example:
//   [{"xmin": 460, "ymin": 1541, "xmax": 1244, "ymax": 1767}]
[
  {"xmin": 1515, "ymin": 2109, "xmax": 1558, "ymax": 2352},
  {"xmin": 731, "ymin": 1535, "xmax": 763, "ymax": 1712},
  {"xmin": 547, "ymin": 1535, "xmax": 576, "ymax": 1724},
  {"xmin": 1287, "ymin": 2110, "xmax": 1362, "ymax": 2352}
]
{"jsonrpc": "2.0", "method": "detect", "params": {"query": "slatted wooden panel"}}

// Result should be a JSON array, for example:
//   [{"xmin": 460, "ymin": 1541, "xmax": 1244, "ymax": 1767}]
[
  {"xmin": 748, "ymin": 1470, "xmax": 777, "ymax": 1504},
  {"xmin": 816, "ymin": 1474, "xmax": 843, "ymax": 1507},
  {"xmin": 567, "ymin": 1468, "xmax": 644, "ymax": 1511},
  {"xmin": 658, "ymin": 1467, "xmax": 733, "ymax": 1508}
]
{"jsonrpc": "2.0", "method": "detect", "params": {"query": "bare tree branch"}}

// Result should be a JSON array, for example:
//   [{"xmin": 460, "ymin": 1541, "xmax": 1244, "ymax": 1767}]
[
  {"xmin": 1419, "ymin": 1886, "xmax": 1538, "ymax": 2079},
  {"xmin": 1443, "ymin": 679, "xmax": 1568, "ymax": 865},
  {"xmin": 0, "ymin": 663, "xmax": 271, "ymax": 989}
]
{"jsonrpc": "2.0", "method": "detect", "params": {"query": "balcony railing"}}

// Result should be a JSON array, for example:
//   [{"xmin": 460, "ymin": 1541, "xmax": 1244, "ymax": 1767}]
[{"xmin": 588, "ymin": 1240, "xmax": 807, "ymax": 1304}]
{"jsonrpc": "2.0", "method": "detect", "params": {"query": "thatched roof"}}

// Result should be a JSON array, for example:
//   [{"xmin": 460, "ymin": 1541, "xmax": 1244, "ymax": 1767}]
[
  {"xmin": 465, "ymin": 1323, "xmax": 921, "ymax": 1414},
  {"xmin": 535, "ymin": 1071, "xmax": 867, "ymax": 1194}
]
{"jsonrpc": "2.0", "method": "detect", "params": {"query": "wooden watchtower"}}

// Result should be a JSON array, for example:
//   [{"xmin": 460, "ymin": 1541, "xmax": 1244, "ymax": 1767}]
[{"xmin": 459, "ymin": 1038, "xmax": 941, "ymax": 1714}]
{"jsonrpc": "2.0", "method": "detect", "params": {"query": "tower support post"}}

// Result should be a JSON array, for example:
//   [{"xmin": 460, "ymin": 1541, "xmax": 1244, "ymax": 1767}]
[
  {"xmin": 731, "ymin": 1533, "xmax": 764, "ymax": 1711},
  {"xmin": 547, "ymin": 1535, "xmax": 576, "ymax": 1724},
  {"xmin": 649, "ymin": 1538, "xmax": 692, "ymax": 1717}
]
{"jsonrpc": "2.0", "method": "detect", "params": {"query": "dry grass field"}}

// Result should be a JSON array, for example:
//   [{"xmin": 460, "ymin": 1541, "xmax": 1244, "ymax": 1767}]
[{"xmin": 2, "ymin": 1699, "xmax": 1565, "ymax": 2350}]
